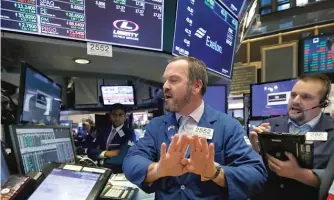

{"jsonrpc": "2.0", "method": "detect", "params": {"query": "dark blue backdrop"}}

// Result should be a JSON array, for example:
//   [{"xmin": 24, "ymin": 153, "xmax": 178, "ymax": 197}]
[{"xmin": 203, "ymin": 85, "xmax": 227, "ymax": 113}]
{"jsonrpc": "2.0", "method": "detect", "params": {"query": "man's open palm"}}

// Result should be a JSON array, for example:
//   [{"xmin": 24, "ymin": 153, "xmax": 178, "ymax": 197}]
[
  {"xmin": 183, "ymin": 135, "xmax": 215, "ymax": 177},
  {"xmin": 157, "ymin": 134, "xmax": 189, "ymax": 177}
]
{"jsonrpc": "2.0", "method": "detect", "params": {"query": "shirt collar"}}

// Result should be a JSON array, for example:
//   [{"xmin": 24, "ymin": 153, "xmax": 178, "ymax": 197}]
[
  {"xmin": 288, "ymin": 112, "xmax": 322, "ymax": 129},
  {"xmin": 175, "ymin": 101, "xmax": 205, "ymax": 123},
  {"xmin": 112, "ymin": 124, "xmax": 124, "ymax": 132}
]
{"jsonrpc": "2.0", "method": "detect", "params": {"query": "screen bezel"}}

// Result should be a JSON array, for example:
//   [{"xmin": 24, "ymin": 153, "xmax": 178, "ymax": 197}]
[
  {"xmin": 205, "ymin": 84, "xmax": 228, "ymax": 113},
  {"xmin": 9, "ymin": 125, "xmax": 76, "ymax": 175},
  {"xmin": 171, "ymin": 0, "xmax": 239, "ymax": 79},
  {"xmin": 250, "ymin": 78, "xmax": 296, "ymax": 119},
  {"xmin": 17, "ymin": 62, "xmax": 63, "ymax": 125},
  {"xmin": 298, "ymin": 33, "xmax": 334, "ymax": 76},
  {"xmin": 100, "ymin": 85, "xmax": 137, "ymax": 106}
]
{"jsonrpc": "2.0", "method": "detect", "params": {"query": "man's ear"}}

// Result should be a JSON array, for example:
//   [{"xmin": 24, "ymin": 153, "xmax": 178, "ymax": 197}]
[{"xmin": 192, "ymin": 80, "xmax": 203, "ymax": 95}]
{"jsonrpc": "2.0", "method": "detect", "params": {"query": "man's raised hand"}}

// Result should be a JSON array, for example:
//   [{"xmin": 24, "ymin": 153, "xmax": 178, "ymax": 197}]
[{"xmin": 156, "ymin": 134, "xmax": 189, "ymax": 177}]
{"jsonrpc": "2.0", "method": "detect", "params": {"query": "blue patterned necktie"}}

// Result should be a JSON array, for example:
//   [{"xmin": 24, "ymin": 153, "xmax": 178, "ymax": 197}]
[{"xmin": 292, "ymin": 124, "xmax": 312, "ymax": 135}]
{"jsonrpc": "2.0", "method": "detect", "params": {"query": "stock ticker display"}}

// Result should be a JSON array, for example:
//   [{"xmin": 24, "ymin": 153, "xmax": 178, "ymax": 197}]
[
  {"xmin": 0, "ymin": 0, "xmax": 164, "ymax": 50},
  {"xmin": 172, "ymin": 0, "xmax": 239, "ymax": 78},
  {"xmin": 14, "ymin": 127, "xmax": 75, "ymax": 173},
  {"xmin": 303, "ymin": 35, "xmax": 334, "ymax": 74}
]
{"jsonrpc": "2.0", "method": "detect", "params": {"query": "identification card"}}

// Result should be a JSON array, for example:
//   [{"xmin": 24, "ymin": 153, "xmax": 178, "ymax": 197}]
[
  {"xmin": 193, "ymin": 126, "xmax": 214, "ymax": 139},
  {"xmin": 306, "ymin": 132, "xmax": 328, "ymax": 141}
]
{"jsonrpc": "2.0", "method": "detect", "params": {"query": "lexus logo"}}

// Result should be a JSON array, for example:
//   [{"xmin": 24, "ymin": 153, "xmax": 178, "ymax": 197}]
[{"xmin": 113, "ymin": 20, "xmax": 139, "ymax": 32}]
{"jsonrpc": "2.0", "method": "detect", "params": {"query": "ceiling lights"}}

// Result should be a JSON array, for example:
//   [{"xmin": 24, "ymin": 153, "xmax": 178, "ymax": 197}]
[{"xmin": 74, "ymin": 58, "xmax": 90, "ymax": 64}]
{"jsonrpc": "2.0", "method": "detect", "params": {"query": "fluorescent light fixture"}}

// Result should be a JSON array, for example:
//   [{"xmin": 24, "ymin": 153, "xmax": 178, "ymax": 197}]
[{"xmin": 74, "ymin": 58, "xmax": 90, "ymax": 64}]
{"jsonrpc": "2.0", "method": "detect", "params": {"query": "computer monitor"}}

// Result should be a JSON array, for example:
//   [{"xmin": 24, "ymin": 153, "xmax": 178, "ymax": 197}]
[
  {"xmin": 203, "ymin": 85, "xmax": 227, "ymax": 113},
  {"xmin": 28, "ymin": 168, "xmax": 101, "ymax": 200},
  {"xmin": 100, "ymin": 85, "xmax": 136, "ymax": 106},
  {"xmin": 251, "ymin": 79, "xmax": 297, "ymax": 118},
  {"xmin": 18, "ymin": 62, "xmax": 62, "ymax": 125},
  {"xmin": 1, "ymin": 145, "xmax": 11, "ymax": 185},
  {"xmin": 9, "ymin": 125, "xmax": 76, "ymax": 174}
]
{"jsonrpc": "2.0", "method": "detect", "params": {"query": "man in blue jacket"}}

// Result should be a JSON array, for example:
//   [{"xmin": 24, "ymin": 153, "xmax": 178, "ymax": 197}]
[
  {"xmin": 88, "ymin": 103, "xmax": 134, "ymax": 173},
  {"xmin": 250, "ymin": 74, "xmax": 334, "ymax": 200},
  {"xmin": 123, "ymin": 56, "xmax": 267, "ymax": 199}
]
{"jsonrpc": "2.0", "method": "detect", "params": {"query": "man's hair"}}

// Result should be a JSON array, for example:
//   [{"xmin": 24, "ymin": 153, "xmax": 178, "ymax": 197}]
[
  {"xmin": 297, "ymin": 74, "xmax": 331, "ymax": 103},
  {"xmin": 168, "ymin": 56, "xmax": 208, "ymax": 96},
  {"xmin": 327, "ymin": 35, "xmax": 334, "ymax": 50},
  {"xmin": 110, "ymin": 103, "xmax": 126, "ymax": 113}
]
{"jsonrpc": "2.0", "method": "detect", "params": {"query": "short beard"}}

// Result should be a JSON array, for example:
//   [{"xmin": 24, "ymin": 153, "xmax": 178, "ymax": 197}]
[
  {"xmin": 288, "ymin": 112, "xmax": 305, "ymax": 125},
  {"xmin": 165, "ymin": 84, "xmax": 192, "ymax": 113}
]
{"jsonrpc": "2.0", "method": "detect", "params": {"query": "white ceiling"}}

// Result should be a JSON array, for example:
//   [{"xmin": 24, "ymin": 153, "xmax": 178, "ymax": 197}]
[{"xmin": 1, "ymin": 31, "xmax": 229, "ymax": 85}]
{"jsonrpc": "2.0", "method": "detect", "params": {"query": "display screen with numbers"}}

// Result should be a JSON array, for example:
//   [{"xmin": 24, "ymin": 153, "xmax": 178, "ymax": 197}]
[
  {"xmin": 172, "ymin": 0, "xmax": 239, "ymax": 78},
  {"xmin": 0, "ymin": 0, "xmax": 164, "ymax": 50}
]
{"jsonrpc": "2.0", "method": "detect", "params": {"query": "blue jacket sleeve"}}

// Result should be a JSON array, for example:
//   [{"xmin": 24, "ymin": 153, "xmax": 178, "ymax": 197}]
[
  {"xmin": 104, "ymin": 138, "xmax": 133, "ymax": 166},
  {"xmin": 87, "ymin": 134, "xmax": 103, "ymax": 161},
  {"xmin": 222, "ymin": 122, "xmax": 267, "ymax": 200},
  {"xmin": 122, "ymin": 123, "xmax": 158, "ymax": 193}
]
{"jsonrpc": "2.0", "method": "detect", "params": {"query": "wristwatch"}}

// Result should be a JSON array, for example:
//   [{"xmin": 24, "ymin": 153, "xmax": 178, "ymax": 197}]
[{"xmin": 202, "ymin": 162, "xmax": 221, "ymax": 181}]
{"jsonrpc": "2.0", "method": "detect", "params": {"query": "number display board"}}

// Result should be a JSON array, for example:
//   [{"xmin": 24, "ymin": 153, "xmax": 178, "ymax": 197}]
[{"xmin": 1, "ymin": 0, "xmax": 164, "ymax": 50}]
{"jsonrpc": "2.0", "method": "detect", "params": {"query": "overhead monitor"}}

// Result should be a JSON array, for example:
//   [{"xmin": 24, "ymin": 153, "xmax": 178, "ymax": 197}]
[
  {"xmin": 251, "ymin": 79, "xmax": 297, "ymax": 118},
  {"xmin": 101, "ymin": 85, "xmax": 135, "ymax": 106},
  {"xmin": 203, "ymin": 85, "xmax": 227, "ymax": 113},
  {"xmin": 237, "ymin": 0, "xmax": 258, "ymax": 47},
  {"xmin": 0, "ymin": 0, "xmax": 164, "ymax": 51},
  {"xmin": 300, "ymin": 34, "xmax": 334, "ymax": 74},
  {"xmin": 172, "ymin": 0, "xmax": 239, "ymax": 79},
  {"xmin": 1, "ymin": 146, "xmax": 11, "ymax": 185},
  {"xmin": 28, "ymin": 168, "xmax": 101, "ymax": 200},
  {"xmin": 18, "ymin": 63, "xmax": 62, "ymax": 125},
  {"xmin": 218, "ymin": 0, "xmax": 248, "ymax": 19},
  {"xmin": 9, "ymin": 125, "xmax": 76, "ymax": 174}
]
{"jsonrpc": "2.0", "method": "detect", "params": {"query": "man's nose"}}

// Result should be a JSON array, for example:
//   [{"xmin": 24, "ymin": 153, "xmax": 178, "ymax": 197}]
[
  {"xmin": 292, "ymin": 95, "xmax": 302, "ymax": 104},
  {"xmin": 163, "ymin": 81, "xmax": 170, "ymax": 90}
]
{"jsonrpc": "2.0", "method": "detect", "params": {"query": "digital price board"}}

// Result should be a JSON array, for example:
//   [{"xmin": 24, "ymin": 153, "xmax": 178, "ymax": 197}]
[
  {"xmin": 301, "ymin": 35, "xmax": 334, "ymax": 74},
  {"xmin": 172, "ymin": 0, "xmax": 239, "ymax": 79},
  {"xmin": 1, "ymin": 0, "xmax": 164, "ymax": 50}
]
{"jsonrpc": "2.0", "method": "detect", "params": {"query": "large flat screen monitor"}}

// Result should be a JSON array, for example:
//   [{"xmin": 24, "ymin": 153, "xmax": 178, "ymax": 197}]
[
  {"xmin": 9, "ymin": 125, "xmax": 76, "ymax": 174},
  {"xmin": 28, "ymin": 168, "xmax": 101, "ymax": 200},
  {"xmin": 203, "ymin": 85, "xmax": 227, "ymax": 113},
  {"xmin": 0, "ymin": 0, "xmax": 164, "ymax": 51},
  {"xmin": 300, "ymin": 34, "xmax": 334, "ymax": 74},
  {"xmin": 251, "ymin": 79, "xmax": 297, "ymax": 118},
  {"xmin": 18, "ymin": 63, "xmax": 62, "ymax": 125},
  {"xmin": 101, "ymin": 85, "xmax": 135, "ymax": 106},
  {"xmin": 172, "ymin": 0, "xmax": 239, "ymax": 79}
]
